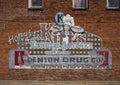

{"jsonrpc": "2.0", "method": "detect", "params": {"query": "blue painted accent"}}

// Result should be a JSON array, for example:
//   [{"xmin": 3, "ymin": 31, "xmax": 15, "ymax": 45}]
[{"xmin": 55, "ymin": 11, "xmax": 64, "ymax": 26}]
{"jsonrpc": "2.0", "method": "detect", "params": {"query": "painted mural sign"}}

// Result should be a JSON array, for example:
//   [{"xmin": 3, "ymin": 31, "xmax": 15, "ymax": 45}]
[{"xmin": 8, "ymin": 12, "xmax": 112, "ymax": 69}]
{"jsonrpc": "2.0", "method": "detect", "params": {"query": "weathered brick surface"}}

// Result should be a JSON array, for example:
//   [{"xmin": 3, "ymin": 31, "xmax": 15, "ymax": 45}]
[{"xmin": 0, "ymin": 0, "xmax": 120, "ymax": 80}]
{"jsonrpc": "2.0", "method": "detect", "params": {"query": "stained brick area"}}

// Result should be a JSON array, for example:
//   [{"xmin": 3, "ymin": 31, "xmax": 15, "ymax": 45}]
[{"xmin": 0, "ymin": 0, "xmax": 120, "ymax": 80}]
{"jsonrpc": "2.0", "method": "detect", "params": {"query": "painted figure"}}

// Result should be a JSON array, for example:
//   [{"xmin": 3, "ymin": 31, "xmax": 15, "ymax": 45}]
[
  {"xmin": 50, "ymin": 14, "xmax": 85, "ymax": 44},
  {"xmin": 62, "ymin": 14, "xmax": 85, "ymax": 44}
]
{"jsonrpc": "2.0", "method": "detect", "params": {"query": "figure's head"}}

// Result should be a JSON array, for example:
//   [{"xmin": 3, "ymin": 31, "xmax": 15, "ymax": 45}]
[
  {"xmin": 63, "ymin": 14, "xmax": 75, "ymax": 27},
  {"xmin": 64, "ymin": 24, "xmax": 71, "ymax": 31}
]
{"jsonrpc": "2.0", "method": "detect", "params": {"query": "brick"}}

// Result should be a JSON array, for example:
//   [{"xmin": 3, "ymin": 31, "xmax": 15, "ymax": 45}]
[{"xmin": 0, "ymin": 0, "xmax": 120, "ymax": 80}]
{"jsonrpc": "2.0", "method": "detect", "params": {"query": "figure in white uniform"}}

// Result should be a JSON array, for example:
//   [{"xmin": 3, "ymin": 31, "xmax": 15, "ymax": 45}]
[{"xmin": 62, "ymin": 14, "xmax": 85, "ymax": 44}]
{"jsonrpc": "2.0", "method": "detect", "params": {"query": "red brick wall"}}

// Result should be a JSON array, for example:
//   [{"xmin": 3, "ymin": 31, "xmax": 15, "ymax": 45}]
[{"xmin": 0, "ymin": 0, "xmax": 120, "ymax": 80}]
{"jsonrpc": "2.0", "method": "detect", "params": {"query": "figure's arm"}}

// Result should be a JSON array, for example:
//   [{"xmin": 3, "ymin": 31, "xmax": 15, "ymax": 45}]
[{"xmin": 71, "ymin": 17, "xmax": 75, "ymax": 26}]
